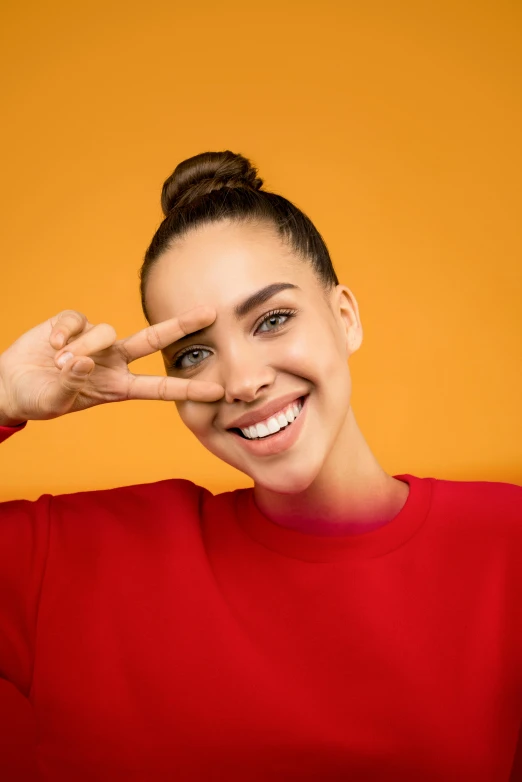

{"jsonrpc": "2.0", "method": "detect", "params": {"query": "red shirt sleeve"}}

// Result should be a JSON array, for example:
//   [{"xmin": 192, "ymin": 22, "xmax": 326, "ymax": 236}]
[
  {"xmin": 0, "ymin": 420, "xmax": 51, "ymax": 696},
  {"xmin": 0, "ymin": 421, "xmax": 27, "ymax": 442}
]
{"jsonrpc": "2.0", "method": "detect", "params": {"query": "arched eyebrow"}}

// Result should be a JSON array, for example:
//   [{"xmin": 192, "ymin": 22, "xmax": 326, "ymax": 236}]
[
  {"xmin": 233, "ymin": 282, "xmax": 299, "ymax": 319},
  {"xmin": 165, "ymin": 282, "xmax": 300, "ymax": 349}
]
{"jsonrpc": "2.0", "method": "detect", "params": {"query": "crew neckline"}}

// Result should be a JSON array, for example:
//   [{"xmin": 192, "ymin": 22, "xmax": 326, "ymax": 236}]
[{"xmin": 233, "ymin": 474, "xmax": 433, "ymax": 562}]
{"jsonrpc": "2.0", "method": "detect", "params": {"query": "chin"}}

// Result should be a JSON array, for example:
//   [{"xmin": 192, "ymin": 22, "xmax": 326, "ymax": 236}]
[
  {"xmin": 197, "ymin": 432, "xmax": 325, "ymax": 495},
  {"xmin": 242, "ymin": 454, "xmax": 325, "ymax": 496},
  {"xmin": 254, "ymin": 473, "xmax": 317, "ymax": 495}
]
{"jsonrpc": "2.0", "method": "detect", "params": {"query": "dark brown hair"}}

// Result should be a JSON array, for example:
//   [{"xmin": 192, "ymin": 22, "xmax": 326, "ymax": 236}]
[{"xmin": 139, "ymin": 150, "xmax": 339, "ymax": 323}]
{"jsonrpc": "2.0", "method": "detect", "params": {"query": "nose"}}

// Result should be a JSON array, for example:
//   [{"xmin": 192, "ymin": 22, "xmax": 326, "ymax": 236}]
[{"xmin": 220, "ymin": 347, "xmax": 276, "ymax": 405}]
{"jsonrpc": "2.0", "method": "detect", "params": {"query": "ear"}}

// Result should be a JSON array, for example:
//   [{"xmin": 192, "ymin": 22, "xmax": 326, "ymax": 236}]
[{"xmin": 331, "ymin": 285, "xmax": 363, "ymax": 356}]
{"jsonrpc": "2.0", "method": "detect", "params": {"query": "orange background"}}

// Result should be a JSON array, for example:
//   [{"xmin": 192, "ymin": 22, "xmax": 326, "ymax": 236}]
[{"xmin": 1, "ymin": 0, "xmax": 521, "ymax": 504}]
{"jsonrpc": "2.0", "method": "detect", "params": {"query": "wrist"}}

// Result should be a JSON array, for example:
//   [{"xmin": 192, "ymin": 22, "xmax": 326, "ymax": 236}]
[
  {"xmin": 0, "ymin": 378, "xmax": 25, "ymax": 426},
  {"xmin": 0, "ymin": 413, "xmax": 26, "ymax": 427}
]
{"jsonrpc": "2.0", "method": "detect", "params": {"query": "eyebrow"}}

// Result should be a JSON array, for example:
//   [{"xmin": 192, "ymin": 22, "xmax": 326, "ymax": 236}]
[{"xmin": 167, "ymin": 282, "xmax": 300, "ymax": 349}]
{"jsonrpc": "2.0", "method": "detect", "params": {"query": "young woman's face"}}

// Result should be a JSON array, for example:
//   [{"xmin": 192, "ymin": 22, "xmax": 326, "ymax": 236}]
[{"xmin": 145, "ymin": 219, "xmax": 362, "ymax": 494}]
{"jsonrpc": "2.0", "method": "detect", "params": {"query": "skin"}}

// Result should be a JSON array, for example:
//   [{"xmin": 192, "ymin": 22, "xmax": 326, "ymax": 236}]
[{"xmin": 145, "ymin": 218, "xmax": 409, "ymax": 535}]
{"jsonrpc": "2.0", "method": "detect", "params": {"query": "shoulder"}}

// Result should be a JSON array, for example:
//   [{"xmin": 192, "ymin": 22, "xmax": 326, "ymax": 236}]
[
  {"xmin": 49, "ymin": 477, "xmax": 214, "ymax": 517},
  {"xmin": 429, "ymin": 476, "xmax": 522, "ymax": 541},
  {"xmin": 431, "ymin": 476, "xmax": 521, "ymax": 513}
]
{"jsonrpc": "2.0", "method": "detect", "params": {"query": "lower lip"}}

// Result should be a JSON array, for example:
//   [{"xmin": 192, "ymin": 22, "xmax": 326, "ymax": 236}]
[{"xmin": 229, "ymin": 395, "xmax": 309, "ymax": 457}]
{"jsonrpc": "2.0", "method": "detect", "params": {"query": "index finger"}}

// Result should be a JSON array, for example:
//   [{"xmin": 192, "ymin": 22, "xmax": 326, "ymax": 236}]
[
  {"xmin": 119, "ymin": 306, "xmax": 217, "ymax": 363},
  {"xmin": 125, "ymin": 373, "xmax": 225, "ymax": 403}
]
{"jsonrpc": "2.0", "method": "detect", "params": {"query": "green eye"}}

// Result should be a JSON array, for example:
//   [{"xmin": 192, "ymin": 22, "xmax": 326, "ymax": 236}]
[
  {"xmin": 170, "ymin": 347, "xmax": 210, "ymax": 371},
  {"xmin": 256, "ymin": 311, "xmax": 292, "ymax": 332}
]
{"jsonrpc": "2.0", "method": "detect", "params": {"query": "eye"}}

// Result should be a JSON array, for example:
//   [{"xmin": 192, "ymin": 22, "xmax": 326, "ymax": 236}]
[
  {"xmin": 168, "ymin": 308, "xmax": 297, "ymax": 371},
  {"xmin": 169, "ymin": 347, "xmax": 211, "ymax": 371},
  {"xmin": 255, "ymin": 309, "xmax": 295, "ymax": 333}
]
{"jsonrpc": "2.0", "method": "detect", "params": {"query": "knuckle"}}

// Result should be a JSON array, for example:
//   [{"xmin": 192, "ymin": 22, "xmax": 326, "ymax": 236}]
[
  {"xmin": 126, "ymin": 373, "xmax": 136, "ymax": 401},
  {"xmin": 158, "ymin": 376, "xmax": 169, "ymax": 402},
  {"xmin": 146, "ymin": 324, "xmax": 161, "ymax": 352},
  {"xmin": 90, "ymin": 322, "xmax": 117, "ymax": 348},
  {"xmin": 59, "ymin": 375, "xmax": 80, "ymax": 394},
  {"xmin": 98, "ymin": 322, "xmax": 117, "ymax": 338},
  {"xmin": 117, "ymin": 341, "xmax": 132, "ymax": 364},
  {"xmin": 57, "ymin": 309, "xmax": 86, "ymax": 324},
  {"xmin": 54, "ymin": 321, "xmax": 115, "ymax": 359},
  {"xmin": 52, "ymin": 310, "xmax": 87, "ymax": 334}
]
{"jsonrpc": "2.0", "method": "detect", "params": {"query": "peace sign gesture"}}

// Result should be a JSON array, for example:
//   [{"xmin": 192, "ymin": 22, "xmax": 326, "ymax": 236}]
[{"xmin": 0, "ymin": 307, "xmax": 224, "ymax": 426}]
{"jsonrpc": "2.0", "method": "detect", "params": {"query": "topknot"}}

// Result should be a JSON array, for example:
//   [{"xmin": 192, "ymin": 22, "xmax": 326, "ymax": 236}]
[{"xmin": 160, "ymin": 150, "xmax": 264, "ymax": 216}]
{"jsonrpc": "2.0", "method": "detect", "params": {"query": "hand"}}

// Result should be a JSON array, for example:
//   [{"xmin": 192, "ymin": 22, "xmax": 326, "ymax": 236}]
[{"xmin": 0, "ymin": 307, "xmax": 224, "ymax": 424}]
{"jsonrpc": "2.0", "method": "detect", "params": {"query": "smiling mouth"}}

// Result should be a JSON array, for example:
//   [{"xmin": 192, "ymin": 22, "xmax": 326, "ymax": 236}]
[{"xmin": 228, "ymin": 396, "xmax": 307, "ymax": 439}]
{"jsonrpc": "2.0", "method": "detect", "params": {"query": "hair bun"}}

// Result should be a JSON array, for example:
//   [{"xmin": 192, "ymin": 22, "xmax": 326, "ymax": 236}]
[{"xmin": 161, "ymin": 150, "xmax": 264, "ymax": 216}]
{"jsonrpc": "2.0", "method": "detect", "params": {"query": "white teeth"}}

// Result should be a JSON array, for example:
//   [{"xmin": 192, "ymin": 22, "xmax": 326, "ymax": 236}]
[
  {"xmin": 267, "ymin": 418, "xmax": 281, "ymax": 434},
  {"xmin": 240, "ymin": 398, "xmax": 304, "ymax": 440},
  {"xmin": 256, "ymin": 422, "xmax": 271, "ymax": 438},
  {"xmin": 276, "ymin": 412, "xmax": 288, "ymax": 428}
]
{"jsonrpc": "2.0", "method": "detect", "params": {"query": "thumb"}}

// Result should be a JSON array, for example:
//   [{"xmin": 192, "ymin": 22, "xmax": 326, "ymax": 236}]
[{"xmin": 58, "ymin": 355, "xmax": 95, "ymax": 397}]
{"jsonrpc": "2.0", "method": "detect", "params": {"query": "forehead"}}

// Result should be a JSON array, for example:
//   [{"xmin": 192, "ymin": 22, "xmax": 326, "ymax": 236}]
[{"xmin": 145, "ymin": 219, "xmax": 311, "ymax": 324}]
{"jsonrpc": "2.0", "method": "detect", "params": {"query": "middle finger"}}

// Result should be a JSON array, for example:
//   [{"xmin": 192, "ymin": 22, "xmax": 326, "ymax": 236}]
[{"xmin": 118, "ymin": 306, "xmax": 217, "ymax": 363}]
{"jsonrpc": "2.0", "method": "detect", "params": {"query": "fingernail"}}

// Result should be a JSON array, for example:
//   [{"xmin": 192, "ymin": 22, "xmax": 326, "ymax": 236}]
[{"xmin": 57, "ymin": 351, "xmax": 73, "ymax": 369}]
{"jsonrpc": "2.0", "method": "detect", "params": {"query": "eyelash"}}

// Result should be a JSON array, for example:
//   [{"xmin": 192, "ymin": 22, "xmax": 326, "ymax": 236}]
[{"xmin": 169, "ymin": 308, "xmax": 298, "ymax": 371}]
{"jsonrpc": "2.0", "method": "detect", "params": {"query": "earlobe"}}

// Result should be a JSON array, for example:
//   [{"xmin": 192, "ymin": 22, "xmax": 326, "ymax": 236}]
[{"xmin": 346, "ymin": 326, "xmax": 363, "ymax": 356}]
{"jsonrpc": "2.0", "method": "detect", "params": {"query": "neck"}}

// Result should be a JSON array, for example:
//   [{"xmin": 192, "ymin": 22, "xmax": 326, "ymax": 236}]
[{"xmin": 252, "ymin": 407, "xmax": 409, "ymax": 535}]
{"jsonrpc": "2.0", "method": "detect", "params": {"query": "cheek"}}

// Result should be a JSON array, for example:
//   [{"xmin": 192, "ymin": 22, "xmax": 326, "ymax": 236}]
[
  {"xmin": 284, "ymin": 325, "xmax": 344, "ymax": 378},
  {"xmin": 176, "ymin": 401, "xmax": 215, "ymax": 438}
]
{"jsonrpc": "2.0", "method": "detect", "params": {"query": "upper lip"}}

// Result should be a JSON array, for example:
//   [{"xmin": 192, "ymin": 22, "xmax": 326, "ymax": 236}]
[{"xmin": 225, "ymin": 391, "xmax": 308, "ymax": 431}]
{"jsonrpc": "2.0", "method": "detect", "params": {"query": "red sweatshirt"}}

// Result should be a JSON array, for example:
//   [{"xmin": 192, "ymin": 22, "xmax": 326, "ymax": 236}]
[{"xmin": 1, "ymin": 422, "xmax": 521, "ymax": 782}]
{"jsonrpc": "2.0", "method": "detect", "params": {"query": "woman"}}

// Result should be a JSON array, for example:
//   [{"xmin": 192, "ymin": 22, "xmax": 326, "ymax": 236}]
[{"xmin": 0, "ymin": 151, "xmax": 521, "ymax": 781}]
